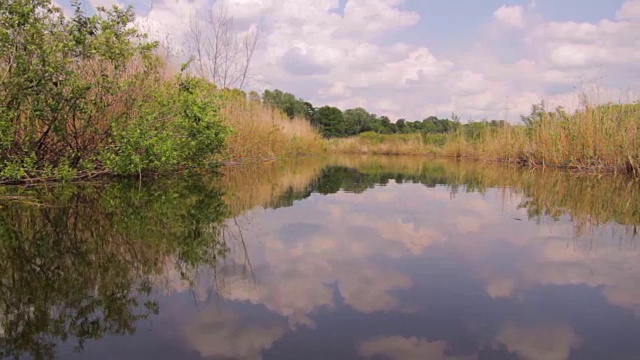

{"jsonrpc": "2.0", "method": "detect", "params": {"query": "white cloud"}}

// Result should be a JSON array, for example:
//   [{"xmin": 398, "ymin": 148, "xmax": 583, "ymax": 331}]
[
  {"xmin": 493, "ymin": 5, "xmax": 526, "ymax": 29},
  {"xmin": 183, "ymin": 309, "xmax": 285, "ymax": 360},
  {"xmin": 88, "ymin": 0, "xmax": 123, "ymax": 9},
  {"xmin": 617, "ymin": 0, "xmax": 640, "ymax": 20},
  {"xmin": 131, "ymin": 0, "xmax": 640, "ymax": 121},
  {"xmin": 342, "ymin": 0, "xmax": 420, "ymax": 34}
]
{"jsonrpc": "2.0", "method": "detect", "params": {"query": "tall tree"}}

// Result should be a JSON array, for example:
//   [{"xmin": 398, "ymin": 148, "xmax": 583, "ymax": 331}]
[
  {"xmin": 343, "ymin": 108, "xmax": 372, "ymax": 136},
  {"xmin": 314, "ymin": 106, "xmax": 345, "ymax": 138},
  {"xmin": 188, "ymin": 0, "xmax": 260, "ymax": 89}
]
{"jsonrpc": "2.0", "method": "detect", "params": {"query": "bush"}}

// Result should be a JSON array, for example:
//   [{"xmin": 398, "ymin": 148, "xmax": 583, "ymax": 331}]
[
  {"xmin": 0, "ymin": 1, "xmax": 229, "ymax": 181},
  {"xmin": 101, "ymin": 76, "xmax": 230, "ymax": 175}
]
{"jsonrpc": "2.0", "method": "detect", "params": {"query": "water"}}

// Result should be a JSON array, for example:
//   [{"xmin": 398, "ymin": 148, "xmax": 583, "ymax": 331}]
[{"xmin": 1, "ymin": 156, "xmax": 639, "ymax": 360}]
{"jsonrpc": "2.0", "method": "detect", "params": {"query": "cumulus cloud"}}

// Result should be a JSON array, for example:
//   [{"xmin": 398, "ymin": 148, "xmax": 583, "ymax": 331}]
[
  {"xmin": 493, "ymin": 5, "xmax": 526, "ymax": 29},
  {"xmin": 617, "ymin": 0, "xmax": 640, "ymax": 20},
  {"xmin": 53, "ymin": 0, "xmax": 634, "ymax": 121},
  {"xmin": 341, "ymin": 0, "xmax": 420, "ymax": 34}
]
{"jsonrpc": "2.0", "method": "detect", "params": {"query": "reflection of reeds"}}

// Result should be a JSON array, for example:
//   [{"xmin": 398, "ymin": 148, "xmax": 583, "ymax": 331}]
[
  {"xmin": 219, "ymin": 158, "xmax": 328, "ymax": 216},
  {"xmin": 219, "ymin": 155, "xmax": 640, "ymax": 238}
]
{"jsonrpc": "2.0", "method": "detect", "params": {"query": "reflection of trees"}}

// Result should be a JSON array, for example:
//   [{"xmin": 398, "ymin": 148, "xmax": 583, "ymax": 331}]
[
  {"xmin": 0, "ymin": 156, "xmax": 638, "ymax": 358},
  {"xmin": 0, "ymin": 176, "xmax": 230, "ymax": 359},
  {"xmin": 296, "ymin": 160, "xmax": 640, "ymax": 234}
]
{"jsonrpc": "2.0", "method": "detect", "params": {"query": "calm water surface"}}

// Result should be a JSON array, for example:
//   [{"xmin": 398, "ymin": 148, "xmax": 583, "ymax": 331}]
[{"xmin": 1, "ymin": 156, "xmax": 639, "ymax": 360}]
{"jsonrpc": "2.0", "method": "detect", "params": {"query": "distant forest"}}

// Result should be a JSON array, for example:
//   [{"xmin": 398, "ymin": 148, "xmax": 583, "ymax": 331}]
[{"xmin": 259, "ymin": 89, "xmax": 507, "ymax": 138}]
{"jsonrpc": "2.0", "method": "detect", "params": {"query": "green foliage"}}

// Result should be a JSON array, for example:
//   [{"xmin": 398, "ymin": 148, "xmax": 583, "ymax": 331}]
[
  {"xmin": 314, "ymin": 106, "xmax": 346, "ymax": 138},
  {"xmin": 262, "ymin": 89, "xmax": 312, "ymax": 120},
  {"xmin": 256, "ymin": 88, "xmax": 480, "ymax": 139},
  {"xmin": 343, "ymin": 108, "xmax": 372, "ymax": 135},
  {"xmin": 0, "ymin": 0, "xmax": 229, "ymax": 182},
  {"xmin": 101, "ymin": 76, "xmax": 229, "ymax": 175}
]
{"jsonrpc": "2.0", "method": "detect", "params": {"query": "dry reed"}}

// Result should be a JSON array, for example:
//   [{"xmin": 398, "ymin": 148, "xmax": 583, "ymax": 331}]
[
  {"xmin": 220, "ymin": 99, "xmax": 324, "ymax": 161},
  {"xmin": 329, "ymin": 103, "xmax": 640, "ymax": 175}
]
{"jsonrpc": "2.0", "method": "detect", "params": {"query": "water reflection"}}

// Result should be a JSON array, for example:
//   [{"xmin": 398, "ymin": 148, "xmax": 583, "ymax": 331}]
[
  {"xmin": 0, "ymin": 175, "xmax": 229, "ymax": 359},
  {"xmin": 0, "ymin": 156, "xmax": 639, "ymax": 359}
]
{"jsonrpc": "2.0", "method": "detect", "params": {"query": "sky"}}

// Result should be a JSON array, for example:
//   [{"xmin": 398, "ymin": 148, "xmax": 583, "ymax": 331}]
[{"xmin": 57, "ymin": 0, "xmax": 640, "ymax": 121}]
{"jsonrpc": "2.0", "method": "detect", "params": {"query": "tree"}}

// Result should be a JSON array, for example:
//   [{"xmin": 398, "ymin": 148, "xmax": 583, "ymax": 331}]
[
  {"xmin": 378, "ymin": 116, "xmax": 394, "ymax": 134},
  {"xmin": 188, "ymin": 0, "xmax": 260, "ymax": 89},
  {"xmin": 396, "ymin": 119, "xmax": 407, "ymax": 133},
  {"xmin": 314, "ymin": 106, "xmax": 345, "ymax": 138},
  {"xmin": 520, "ymin": 101, "xmax": 547, "ymax": 126},
  {"xmin": 343, "ymin": 108, "xmax": 372, "ymax": 136},
  {"xmin": 248, "ymin": 91, "xmax": 261, "ymax": 103},
  {"xmin": 262, "ymin": 89, "xmax": 310, "ymax": 119},
  {"xmin": 303, "ymin": 102, "xmax": 316, "ymax": 122}
]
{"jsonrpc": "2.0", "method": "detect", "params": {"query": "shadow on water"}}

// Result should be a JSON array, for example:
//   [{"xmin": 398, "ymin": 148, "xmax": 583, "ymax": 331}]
[{"xmin": 0, "ymin": 155, "xmax": 639, "ymax": 358}]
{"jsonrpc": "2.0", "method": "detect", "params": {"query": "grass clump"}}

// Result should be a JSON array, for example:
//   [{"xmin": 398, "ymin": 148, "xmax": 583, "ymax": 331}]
[
  {"xmin": 463, "ymin": 102, "xmax": 640, "ymax": 174},
  {"xmin": 220, "ymin": 94, "xmax": 323, "ymax": 162}
]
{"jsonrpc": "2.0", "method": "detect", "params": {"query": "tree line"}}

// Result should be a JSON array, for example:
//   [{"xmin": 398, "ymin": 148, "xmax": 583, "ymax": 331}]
[{"xmin": 260, "ymin": 89, "xmax": 507, "ymax": 138}]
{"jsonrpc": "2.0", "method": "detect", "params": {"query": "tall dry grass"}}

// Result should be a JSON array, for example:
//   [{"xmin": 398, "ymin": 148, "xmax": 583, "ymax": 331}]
[
  {"xmin": 456, "ymin": 103, "xmax": 640, "ymax": 174},
  {"xmin": 329, "ymin": 103, "xmax": 640, "ymax": 175},
  {"xmin": 327, "ymin": 132, "xmax": 438, "ymax": 156},
  {"xmin": 221, "ymin": 99, "xmax": 324, "ymax": 161}
]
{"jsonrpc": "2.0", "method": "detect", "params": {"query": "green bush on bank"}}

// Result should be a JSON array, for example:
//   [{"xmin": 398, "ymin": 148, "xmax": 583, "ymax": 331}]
[
  {"xmin": 0, "ymin": 0, "xmax": 229, "ymax": 182},
  {"xmin": 101, "ymin": 76, "xmax": 230, "ymax": 175}
]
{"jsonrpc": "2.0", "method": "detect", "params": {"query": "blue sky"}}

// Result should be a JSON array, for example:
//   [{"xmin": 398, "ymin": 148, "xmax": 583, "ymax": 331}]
[{"xmin": 61, "ymin": 0, "xmax": 640, "ymax": 121}]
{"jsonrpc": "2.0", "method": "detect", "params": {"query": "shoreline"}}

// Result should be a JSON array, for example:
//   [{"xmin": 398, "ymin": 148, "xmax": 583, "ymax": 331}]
[{"xmin": 1, "ymin": 153, "xmax": 637, "ymax": 187}]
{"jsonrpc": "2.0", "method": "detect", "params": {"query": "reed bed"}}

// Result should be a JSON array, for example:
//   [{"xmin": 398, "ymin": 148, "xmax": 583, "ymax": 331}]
[
  {"xmin": 452, "ymin": 103, "xmax": 640, "ymax": 174},
  {"xmin": 330, "ymin": 103, "xmax": 640, "ymax": 175},
  {"xmin": 221, "ymin": 99, "xmax": 324, "ymax": 161},
  {"xmin": 326, "ymin": 132, "xmax": 438, "ymax": 156}
]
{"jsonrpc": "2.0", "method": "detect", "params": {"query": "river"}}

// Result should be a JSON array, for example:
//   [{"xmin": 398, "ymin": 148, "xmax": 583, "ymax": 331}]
[{"xmin": 0, "ymin": 155, "xmax": 639, "ymax": 359}]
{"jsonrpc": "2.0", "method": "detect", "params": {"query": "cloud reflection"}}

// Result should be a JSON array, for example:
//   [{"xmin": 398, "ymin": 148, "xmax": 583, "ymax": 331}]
[
  {"xmin": 358, "ymin": 336, "xmax": 476, "ymax": 360},
  {"xmin": 183, "ymin": 309, "xmax": 285, "ymax": 360},
  {"xmin": 495, "ymin": 322, "xmax": 581, "ymax": 360}
]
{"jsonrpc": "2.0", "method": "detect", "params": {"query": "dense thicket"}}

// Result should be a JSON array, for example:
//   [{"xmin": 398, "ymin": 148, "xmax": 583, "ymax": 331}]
[{"xmin": 0, "ymin": 0, "xmax": 229, "ymax": 181}]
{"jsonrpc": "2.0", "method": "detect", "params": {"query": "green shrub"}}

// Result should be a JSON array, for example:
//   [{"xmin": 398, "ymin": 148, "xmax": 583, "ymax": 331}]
[
  {"xmin": 0, "ymin": 1, "xmax": 230, "ymax": 181},
  {"xmin": 101, "ymin": 76, "xmax": 230, "ymax": 175}
]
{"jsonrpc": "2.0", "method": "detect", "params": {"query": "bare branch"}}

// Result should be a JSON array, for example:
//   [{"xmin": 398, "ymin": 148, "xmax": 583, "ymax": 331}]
[{"xmin": 186, "ymin": 0, "xmax": 260, "ymax": 89}]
